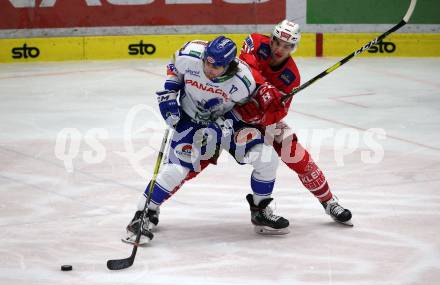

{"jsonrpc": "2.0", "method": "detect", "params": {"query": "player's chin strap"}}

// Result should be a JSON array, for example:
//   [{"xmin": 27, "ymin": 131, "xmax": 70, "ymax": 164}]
[{"xmin": 281, "ymin": 0, "xmax": 417, "ymax": 103}]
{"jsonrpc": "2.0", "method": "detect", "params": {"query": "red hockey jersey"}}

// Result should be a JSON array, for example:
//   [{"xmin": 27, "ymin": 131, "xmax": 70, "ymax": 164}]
[{"xmin": 237, "ymin": 33, "xmax": 301, "ymax": 125}]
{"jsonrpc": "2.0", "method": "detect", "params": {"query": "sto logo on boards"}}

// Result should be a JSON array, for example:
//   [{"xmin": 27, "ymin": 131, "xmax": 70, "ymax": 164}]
[
  {"xmin": 128, "ymin": 40, "xmax": 156, "ymax": 56},
  {"xmin": 11, "ymin": 43, "xmax": 40, "ymax": 59},
  {"xmin": 368, "ymin": 40, "xmax": 396, "ymax": 54}
]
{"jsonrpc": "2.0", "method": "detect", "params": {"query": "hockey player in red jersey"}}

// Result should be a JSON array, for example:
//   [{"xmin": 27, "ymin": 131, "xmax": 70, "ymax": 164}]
[
  {"xmin": 236, "ymin": 20, "xmax": 352, "ymax": 226},
  {"xmin": 142, "ymin": 22, "xmax": 352, "ymax": 232}
]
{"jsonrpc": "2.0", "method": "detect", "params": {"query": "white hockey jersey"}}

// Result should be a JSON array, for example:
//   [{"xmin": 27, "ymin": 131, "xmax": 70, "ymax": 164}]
[{"xmin": 171, "ymin": 40, "xmax": 256, "ymax": 123}]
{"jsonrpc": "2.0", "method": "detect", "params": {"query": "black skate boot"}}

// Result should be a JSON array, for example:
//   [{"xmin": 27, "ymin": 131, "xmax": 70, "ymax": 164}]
[
  {"xmin": 147, "ymin": 208, "xmax": 160, "ymax": 231},
  {"xmin": 122, "ymin": 209, "xmax": 158, "ymax": 245},
  {"xmin": 321, "ymin": 196, "xmax": 353, "ymax": 226},
  {"xmin": 246, "ymin": 194, "xmax": 290, "ymax": 235}
]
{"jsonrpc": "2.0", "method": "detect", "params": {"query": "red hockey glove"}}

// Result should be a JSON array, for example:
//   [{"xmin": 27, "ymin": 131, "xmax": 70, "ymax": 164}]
[
  {"xmin": 254, "ymin": 82, "xmax": 284, "ymax": 112},
  {"xmin": 235, "ymin": 98, "xmax": 264, "ymax": 124},
  {"xmin": 235, "ymin": 83, "xmax": 288, "ymax": 125}
]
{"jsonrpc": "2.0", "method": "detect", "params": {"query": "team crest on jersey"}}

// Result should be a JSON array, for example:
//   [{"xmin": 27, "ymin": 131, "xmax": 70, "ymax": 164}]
[
  {"xmin": 174, "ymin": 143, "xmax": 199, "ymax": 163},
  {"xmin": 278, "ymin": 69, "xmax": 296, "ymax": 85},
  {"xmin": 257, "ymin": 43, "xmax": 270, "ymax": 60},
  {"xmin": 234, "ymin": 128, "xmax": 262, "ymax": 146},
  {"xmin": 202, "ymin": 97, "xmax": 223, "ymax": 111}
]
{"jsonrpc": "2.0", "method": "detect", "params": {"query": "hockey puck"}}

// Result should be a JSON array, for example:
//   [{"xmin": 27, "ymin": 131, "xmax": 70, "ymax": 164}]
[{"xmin": 61, "ymin": 265, "xmax": 73, "ymax": 271}]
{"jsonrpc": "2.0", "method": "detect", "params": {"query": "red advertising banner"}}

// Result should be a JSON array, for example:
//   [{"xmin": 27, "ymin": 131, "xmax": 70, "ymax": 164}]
[{"xmin": 0, "ymin": 0, "xmax": 285, "ymax": 29}]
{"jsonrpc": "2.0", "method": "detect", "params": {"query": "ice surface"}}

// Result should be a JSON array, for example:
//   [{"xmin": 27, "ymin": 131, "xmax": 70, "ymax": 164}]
[{"xmin": 1, "ymin": 58, "xmax": 439, "ymax": 285}]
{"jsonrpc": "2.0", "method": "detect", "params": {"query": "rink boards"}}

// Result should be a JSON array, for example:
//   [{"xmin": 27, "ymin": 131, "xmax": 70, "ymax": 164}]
[{"xmin": 0, "ymin": 33, "xmax": 439, "ymax": 63}]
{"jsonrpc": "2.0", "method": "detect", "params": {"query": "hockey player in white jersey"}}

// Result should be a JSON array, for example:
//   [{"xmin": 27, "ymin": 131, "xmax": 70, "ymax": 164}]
[{"xmin": 124, "ymin": 36, "xmax": 289, "ymax": 244}]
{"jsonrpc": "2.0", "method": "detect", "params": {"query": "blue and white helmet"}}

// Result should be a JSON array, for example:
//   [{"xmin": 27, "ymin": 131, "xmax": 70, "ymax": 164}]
[{"xmin": 203, "ymin": 36, "xmax": 237, "ymax": 67}]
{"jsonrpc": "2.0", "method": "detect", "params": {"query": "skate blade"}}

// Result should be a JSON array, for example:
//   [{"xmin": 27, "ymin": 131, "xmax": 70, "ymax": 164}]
[
  {"xmin": 334, "ymin": 219, "xmax": 354, "ymax": 227},
  {"xmin": 254, "ymin": 226, "xmax": 290, "ymax": 235}
]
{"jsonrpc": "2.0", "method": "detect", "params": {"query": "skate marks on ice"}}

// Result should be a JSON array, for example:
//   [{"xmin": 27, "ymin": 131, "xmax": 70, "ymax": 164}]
[
  {"xmin": 1, "ymin": 59, "xmax": 440, "ymax": 284},
  {"xmin": 1, "ymin": 184, "xmax": 439, "ymax": 285}
]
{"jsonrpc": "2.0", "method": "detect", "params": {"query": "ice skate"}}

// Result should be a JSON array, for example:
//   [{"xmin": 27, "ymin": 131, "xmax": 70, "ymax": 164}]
[
  {"xmin": 146, "ymin": 207, "xmax": 160, "ymax": 232},
  {"xmin": 122, "ymin": 209, "xmax": 158, "ymax": 245},
  {"xmin": 246, "ymin": 194, "xmax": 290, "ymax": 235},
  {"xmin": 321, "ymin": 196, "xmax": 353, "ymax": 226}
]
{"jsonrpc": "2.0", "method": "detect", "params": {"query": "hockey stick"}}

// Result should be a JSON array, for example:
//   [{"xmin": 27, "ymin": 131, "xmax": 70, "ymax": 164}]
[
  {"xmin": 107, "ymin": 128, "xmax": 171, "ymax": 270},
  {"xmin": 282, "ymin": 0, "xmax": 417, "ymax": 102}
]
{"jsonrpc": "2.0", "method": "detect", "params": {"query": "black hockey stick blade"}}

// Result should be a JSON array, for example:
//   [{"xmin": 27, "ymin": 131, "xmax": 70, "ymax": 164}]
[
  {"xmin": 107, "ymin": 247, "xmax": 137, "ymax": 270},
  {"xmin": 107, "ymin": 256, "xmax": 134, "ymax": 270}
]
